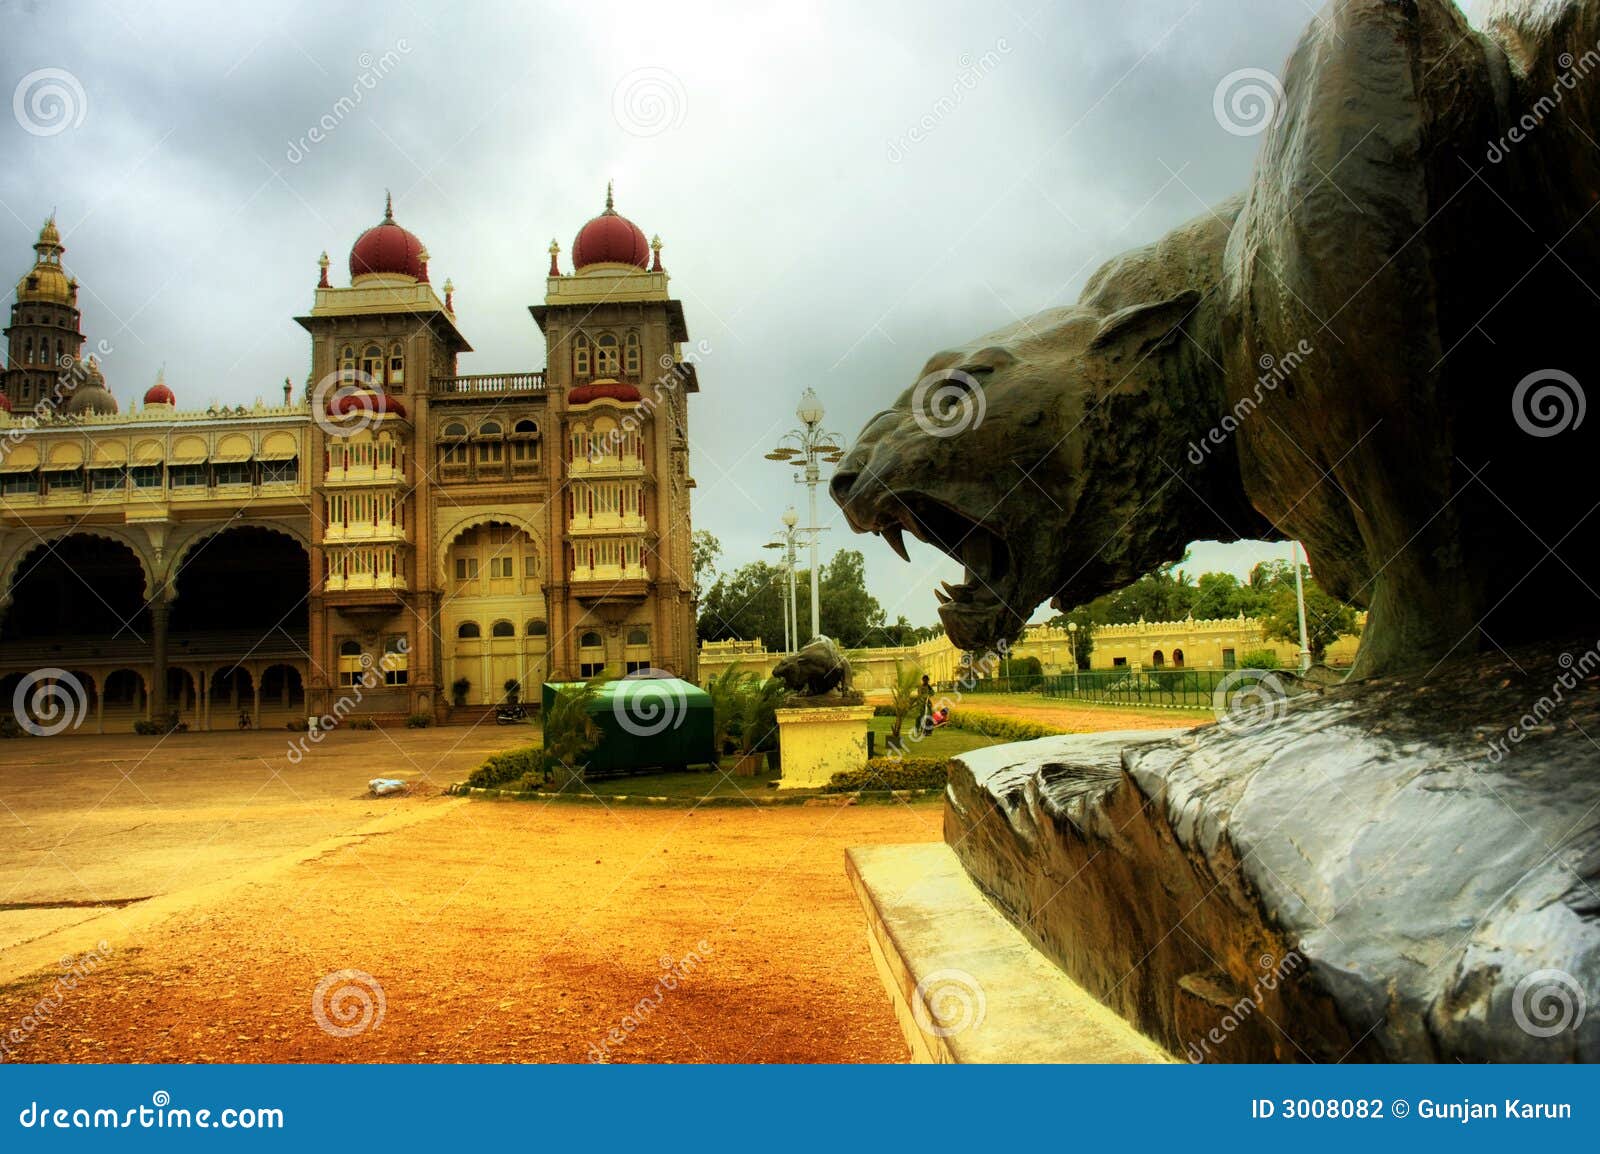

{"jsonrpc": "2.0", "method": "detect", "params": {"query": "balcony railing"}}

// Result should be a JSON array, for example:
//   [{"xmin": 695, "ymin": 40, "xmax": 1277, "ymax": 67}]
[{"xmin": 432, "ymin": 372, "xmax": 546, "ymax": 395}]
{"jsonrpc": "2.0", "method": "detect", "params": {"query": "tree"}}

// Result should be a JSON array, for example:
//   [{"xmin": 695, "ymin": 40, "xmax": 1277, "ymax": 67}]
[
  {"xmin": 1088, "ymin": 562, "xmax": 1198, "ymax": 624},
  {"xmin": 815, "ymin": 550, "xmax": 886, "ymax": 646},
  {"xmin": 1261, "ymin": 570, "xmax": 1358, "ymax": 664},
  {"xmin": 697, "ymin": 560, "xmax": 788, "ymax": 648},
  {"xmin": 691, "ymin": 529, "xmax": 721, "ymax": 599}
]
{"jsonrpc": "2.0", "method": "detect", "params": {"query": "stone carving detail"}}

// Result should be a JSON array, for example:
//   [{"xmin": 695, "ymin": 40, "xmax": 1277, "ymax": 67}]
[{"xmin": 833, "ymin": 0, "xmax": 1600, "ymax": 680}]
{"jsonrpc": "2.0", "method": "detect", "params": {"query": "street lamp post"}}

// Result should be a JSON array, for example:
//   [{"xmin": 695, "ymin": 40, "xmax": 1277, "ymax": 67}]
[
  {"xmin": 764, "ymin": 390, "xmax": 845, "ymax": 645},
  {"xmin": 762, "ymin": 507, "xmax": 803, "ymax": 654},
  {"xmin": 1067, "ymin": 621, "xmax": 1080, "ymax": 695},
  {"xmin": 1292, "ymin": 541, "xmax": 1312, "ymax": 673}
]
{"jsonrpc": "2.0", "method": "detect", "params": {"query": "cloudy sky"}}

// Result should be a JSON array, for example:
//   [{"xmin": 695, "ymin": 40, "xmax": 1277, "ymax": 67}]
[{"xmin": 1, "ymin": 0, "xmax": 1496, "ymax": 630}]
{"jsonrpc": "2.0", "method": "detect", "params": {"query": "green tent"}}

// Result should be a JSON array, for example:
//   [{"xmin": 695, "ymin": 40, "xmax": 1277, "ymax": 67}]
[{"xmin": 541, "ymin": 678, "xmax": 716, "ymax": 776}]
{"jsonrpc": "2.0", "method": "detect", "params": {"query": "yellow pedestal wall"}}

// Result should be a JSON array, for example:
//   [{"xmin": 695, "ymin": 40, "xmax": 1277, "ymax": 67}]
[{"xmin": 775, "ymin": 705, "xmax": 874, "ymax": 790}]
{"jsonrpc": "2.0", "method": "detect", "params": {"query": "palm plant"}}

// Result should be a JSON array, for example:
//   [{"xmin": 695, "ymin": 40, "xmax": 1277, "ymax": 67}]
[
  {"xmin": 542, "ymin": 677, "xmax": 604, "ymax": 777},
  {"xmin": 706, "ymin": 666, "xmax": 751, "ymax": 757},
  {"xmin": 886, "ymin": 659, "xmax": 924, "ymax": 751},
  {"xmin": 735, "ymin": 676, "xmax": 789, "ymax": 757}
]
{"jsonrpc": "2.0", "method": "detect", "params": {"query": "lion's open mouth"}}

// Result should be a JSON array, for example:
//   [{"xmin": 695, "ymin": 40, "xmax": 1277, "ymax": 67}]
[{"xmin": 873, "ymin": 495, "xmax": 1022, "ymax": 645}]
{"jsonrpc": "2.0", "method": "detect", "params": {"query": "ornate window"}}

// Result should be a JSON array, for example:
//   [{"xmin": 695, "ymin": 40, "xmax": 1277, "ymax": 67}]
[
  {"xmin": 596, "ymin": 333, "xmax": 620, "ymax": 375},
  {"xmin": 491, "ymin": 620, "xmax": 515, "ymax": 638},
  {"xmin": 526, "ymin": 620, "xmax": 548, "ymax": 637},
  {"xmin": 514, "ymin": 419, "xmax": 537, "ymax": 434},
  {"xmin": 360, "ymin": 344, "xmax": 383, "ymax": 385},
  {"xmin": 624, "ymin": 332, "xmax": 641, "ymax": 376},
  {"xmin": 626, "ymin": 627, "xmax": 649, "ymax": 647},
  {"xmin": 443, "ymin": 421, "xmax": 467, "ymax": 437},
  {"xmin": 338, "ymin": 640, "xmax": 364, "ymax": 687},
  {"xmin": 339, "ymin": 345, "xmax": 356, "ymax": 384},
  {"xmin": 384, "ymin": 636, "xmax": 409, "ymax": 685},
  {"xmin": 579, "ymin": 631, "xmax": 603, "ymax": 649},
  {"xmin": 456, "ymin": 621, "xmax": 481, "ymax": 639},
  {"xmin": 388, "ymin": 343, "xmax": 405, "ymax": 387},
  {"xmin": 573, "ymin": 334, "xmax": 591, "ymax": 378},
  {"xmin": 479, "ymin": 420, "xmax": 502, "ymax": 436}
]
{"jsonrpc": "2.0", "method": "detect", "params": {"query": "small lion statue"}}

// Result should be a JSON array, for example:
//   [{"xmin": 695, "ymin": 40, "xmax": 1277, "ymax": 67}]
[
  {"xmin": 833, "ymin": 0, "xmax": 1600, "ymax": 680},
  {"xmin": 771, "ymin": 637, "xmax": 854, "ymax": 699}
]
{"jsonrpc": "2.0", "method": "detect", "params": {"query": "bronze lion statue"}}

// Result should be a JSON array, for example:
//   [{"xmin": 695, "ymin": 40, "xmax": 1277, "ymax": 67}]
[{"xmin": 833, "ymin": 0, "xmax": 1600, "ymax": 679}]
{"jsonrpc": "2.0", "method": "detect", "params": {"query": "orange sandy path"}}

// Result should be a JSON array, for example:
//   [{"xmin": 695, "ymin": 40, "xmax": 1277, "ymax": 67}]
[{"xmin": 1, "ymin": 797, "xmax": 941, "ymax": 1064}]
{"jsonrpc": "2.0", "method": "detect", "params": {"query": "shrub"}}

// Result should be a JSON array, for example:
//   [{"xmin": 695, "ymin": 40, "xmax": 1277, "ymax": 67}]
[
  {"xmin": 872, "ymin": 704, "xmax": 898, "ymax": 717},
  {"xmin": 468, "ymin": 746, "xmax": 549, "ymax": 788},
  {"xmin": 349, "ymin": 718, "xmax": 377, "ymax": 731},
  {"xmin": 825, "ymin": 757, "xmax": 949, "ymax": 793},
  {"xmin": 944, "ymin": 709, "xmax": 1065, "ymax": 742},
  {"xmin": 286, "ymin": 718, "xmax": 308, "ymax": 732},
  {"xmin": 405, "ymin": 713, "xmax": 432, "ymax": 729},
  {"xmin": 133, "ymin": 713, "xmax": 186, "ymax": 735},
  {"xmin": 1238, "ymin": 649, "xmax": 1281, "ymax": 670}
]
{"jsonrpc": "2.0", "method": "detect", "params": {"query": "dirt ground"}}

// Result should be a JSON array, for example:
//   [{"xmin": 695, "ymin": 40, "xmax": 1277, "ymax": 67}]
[
  {"xmin": 955, "ymin": 694, "xmax": 1212, "ymax": 732},
  {"xmin": 0, "ymin": 701, "xmax": 1200, "ymax": 1064},
  {"xmin": 1, "ymin": 724, "xmax": 948, "ymax": 1062},
  {"xmin": 2, "ymin": 795, "xmax": 939, "ymax": 1063}
]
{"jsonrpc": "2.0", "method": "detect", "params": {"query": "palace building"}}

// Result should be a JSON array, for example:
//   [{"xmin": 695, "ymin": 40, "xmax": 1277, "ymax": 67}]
[{"xmin": 0, "ymin": 189, "xmax": 700, "ymax": 732}]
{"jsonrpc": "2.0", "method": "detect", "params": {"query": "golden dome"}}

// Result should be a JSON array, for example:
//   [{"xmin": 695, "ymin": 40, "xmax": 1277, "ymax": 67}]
[{"xmin": 16, "ymin": 216, "xmax": 73, "ymax": 305}]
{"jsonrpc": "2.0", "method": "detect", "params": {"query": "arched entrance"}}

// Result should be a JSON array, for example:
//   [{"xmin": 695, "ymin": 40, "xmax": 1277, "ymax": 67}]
[{"xmin": 440, "ymin": 520, "xmax": 546, "ymax": 706}]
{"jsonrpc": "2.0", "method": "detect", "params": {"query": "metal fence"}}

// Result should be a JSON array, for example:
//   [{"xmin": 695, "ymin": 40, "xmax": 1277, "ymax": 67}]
[{"xmin": 957, "ymin": 668, "xmax": 1262, "ymax": 710}]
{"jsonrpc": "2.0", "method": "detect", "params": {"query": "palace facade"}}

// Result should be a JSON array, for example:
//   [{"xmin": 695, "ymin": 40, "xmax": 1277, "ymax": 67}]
[{"xmin": 0, "ymin": 190, "xmax": 700, "ymax": 732}]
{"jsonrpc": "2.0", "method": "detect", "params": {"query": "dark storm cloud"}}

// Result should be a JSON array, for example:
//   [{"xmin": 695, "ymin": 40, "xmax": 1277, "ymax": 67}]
[{"xmin": 3, "ymin": 0, "xmax": 1485, "ymax": 625}]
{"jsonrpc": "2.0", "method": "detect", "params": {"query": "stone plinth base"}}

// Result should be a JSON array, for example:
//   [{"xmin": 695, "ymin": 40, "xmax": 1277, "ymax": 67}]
[
  {"xmin": 774, "ymin": 704, "xmax": 873, "ymax": 790},
  {"xmin": 846, "ymin": 842, "xmax": 1170, "ymax": 1063},
  {"xmin": 945, "ymin": 640, "xmax": 1600, "ymax": 1062}
]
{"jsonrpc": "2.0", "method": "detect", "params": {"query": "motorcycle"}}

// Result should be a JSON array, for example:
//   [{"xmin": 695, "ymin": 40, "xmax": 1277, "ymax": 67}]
[{"xmin": 495, "ymin": 703, "xmax": 527, "ymax": 725}]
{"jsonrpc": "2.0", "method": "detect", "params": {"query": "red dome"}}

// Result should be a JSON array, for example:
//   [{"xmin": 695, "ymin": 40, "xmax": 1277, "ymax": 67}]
[
  {"xmin": 329, "ymin": 391, "xmax": 408, "ymax": 419},
  {"xmin": 572, "ymin": 186, "xmax": 649, "ymax": 270},
  {"xmin": 568, "ymin": 380, "xmax": 642, "ymax": 406},
  {"xmin": 144, "ymin": 382, "xmax": 175, "ymax": 406},
  {"xmin": 349, "ymin": 196, "xmax": 427, "ymax": 282}
]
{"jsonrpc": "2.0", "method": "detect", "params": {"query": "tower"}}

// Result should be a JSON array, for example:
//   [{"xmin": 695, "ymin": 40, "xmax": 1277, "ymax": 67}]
[
  {"xmin": 531, "ymin": 184, "xmax": 699, "ymax": 679},
  {"xmin": 4, "ymin": 218, "xmax": 86, "ymax": 411},
  {"xmin": 295, "ymin": 195, "xmax": 471, "ymax": 719}
]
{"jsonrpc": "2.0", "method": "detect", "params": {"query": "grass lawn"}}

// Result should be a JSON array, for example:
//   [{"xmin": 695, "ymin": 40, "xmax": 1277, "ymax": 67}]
[
  {"xmin": 866, "ymin": 716, "xmax": 1003, "ymax": 759},
  {"xmin": 953, "ymin": 692, "xmax": 1216, "ymax": 728}
]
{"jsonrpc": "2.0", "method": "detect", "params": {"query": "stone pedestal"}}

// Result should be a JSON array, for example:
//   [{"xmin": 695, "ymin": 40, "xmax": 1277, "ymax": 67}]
[{"xmin": 774, "ymin": 704, "xmax": 873, "ymax": 790}]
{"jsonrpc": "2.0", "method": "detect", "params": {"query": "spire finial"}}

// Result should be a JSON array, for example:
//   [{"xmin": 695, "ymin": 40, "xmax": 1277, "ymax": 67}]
[
  {"xmin": 317, "ymin": 250, "xmax": 331, "ymax": 288},
  {"xmin": 650, "ymin": 234, "xmax": 663, "ymax": 272},
  {"xmin": 604, "ymin": 180, "xmax": 614, "ymax": 213},
  {"xmin": 548, "ymin": 238, "xmax": 561, "ymax": 277},
  {"xmin": 383, "ymin": 190, "xmax": 394, "ymax": 222}
]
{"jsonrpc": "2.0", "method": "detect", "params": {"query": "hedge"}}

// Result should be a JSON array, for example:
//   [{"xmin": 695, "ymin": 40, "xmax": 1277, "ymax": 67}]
[
  {"xmin": 468, "ymin": 746, "xmax": 549, "ymax": 789},
  {"xmin": 943, "ymin": 709, "xmax": 1066, "ymax": 742},
  {"xmin": 824, "ymin": 756, "xmax": 949, "ymax": 793}
]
